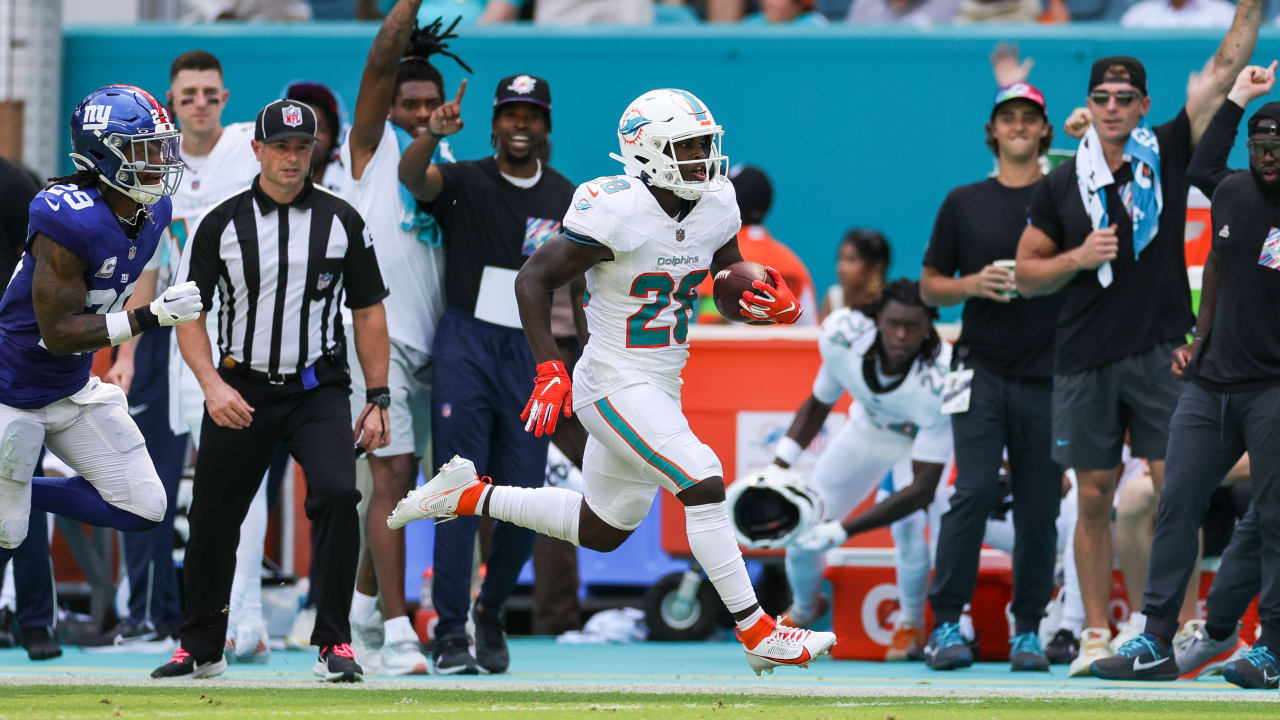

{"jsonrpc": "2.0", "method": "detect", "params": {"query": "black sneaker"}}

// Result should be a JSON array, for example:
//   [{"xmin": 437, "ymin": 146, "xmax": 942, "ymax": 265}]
[
  {"xmin": 0, "ymin": 607, "xmax": 14, "ymax": 649},
  {"xmin": 1090, "ymin": 633, "xmax": 1178, "ymax": 681},
  {"xmin": 473, "ymin": 606, "xmax": 509, "ymax": 674},
  {"xmin": 923, "ymin": 622, "xmax": 973, "ymax": 670},
  {"xmin": 432, "ymin": 632, "xmax": 479, "ymax": 675},
  {"xmin": 313, "ymin": 643, "xmax": 364, "ymax": 683},
  {"xmin": 1045, "ymin": 629, "xmax": 1079, "ymax": 665},
  {"xmin": 150, "ymin": 646, "xmax": 227, "ymax": 679},
  {"xmin": 1009, "ymin": 632, "xmax": 1049, "ymax": 672},
  {"xmin": 1222, "ymin": 645, "xmax": 1279, "ymax": 690},
  {"xmin": 85, "ymin": 618, "xmax": 165, "ymax": 650},
  {"xmin": 20, "ymin": 626, "xmax": 62, "ymax": 661}
]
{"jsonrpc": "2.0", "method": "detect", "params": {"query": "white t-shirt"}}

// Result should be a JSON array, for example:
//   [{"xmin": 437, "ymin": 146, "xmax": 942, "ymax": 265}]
[
  {"xmin": 564, "ymin": 176, "xmax": 740, "ymax": 407},
  {"xmin": 811, "ymin": 308, "xmax": 953, "ymax": 463},
  {"xmin": 1120, "ymin": 0, "xmax": 1235, "ymax": 27},
  {"xmin": 338, "ymin": 121, "xmax": 448, "ymax": 353},
  {"xmin": 164, "ymin": 122, "xmax": 259, "ymax": 436}
]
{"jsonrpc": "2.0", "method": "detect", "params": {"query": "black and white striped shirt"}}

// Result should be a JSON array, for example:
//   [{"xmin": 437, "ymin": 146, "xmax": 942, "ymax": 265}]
[{"xmin": 176, "ymin": 177, "xmax": 388, "ymax": 377}]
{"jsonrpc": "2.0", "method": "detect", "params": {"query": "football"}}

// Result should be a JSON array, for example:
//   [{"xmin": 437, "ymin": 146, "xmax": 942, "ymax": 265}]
[{"xmin": 713, "ymin": 261, "xmax": 774, "ymax": 323}]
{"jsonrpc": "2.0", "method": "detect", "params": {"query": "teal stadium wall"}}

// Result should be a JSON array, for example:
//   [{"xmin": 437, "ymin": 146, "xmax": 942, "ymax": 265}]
[{"xmin": 63, "ymin": 24, "xmax": 1280, "ymax": 319}]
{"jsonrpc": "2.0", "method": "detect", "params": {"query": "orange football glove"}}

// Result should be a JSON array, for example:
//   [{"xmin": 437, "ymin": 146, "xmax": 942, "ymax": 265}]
[
  {"xmin": 522, "ymin": 360, "xmax": 572, "ymax": 437},
  {"xmin": 739, "ymin": 266, "xmax": 803, "ymax": 324}
]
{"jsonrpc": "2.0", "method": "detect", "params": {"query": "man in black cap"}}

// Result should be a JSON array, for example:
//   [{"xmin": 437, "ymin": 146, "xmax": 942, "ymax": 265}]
[
  {"xmin": 1091, "ymin": 61, "xmax": 1280, "ymax": 686},
  {"xmin": 1014, "ymin": 0, "xmax": 1262, "ymax": 677},
  {"xmin": 397, "ymin": 74, "xmax": 574, "ymax": 674},
  {"xmin": 921, "ymin": 79, "xmax": 1065, "ymax": 673},
  {"xmin": 152, "ymin": 98, "xmax": 392, "ymax": 682}
]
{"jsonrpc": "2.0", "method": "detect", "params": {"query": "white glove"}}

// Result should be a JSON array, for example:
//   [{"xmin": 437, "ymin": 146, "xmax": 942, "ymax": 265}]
[
  {"xmin": 792, "ymin": 520, "xmax": 848, "ymax": 553},
  {"xmin": 150, "ymin": 280, "xmax": 203, "ymax": 326}
]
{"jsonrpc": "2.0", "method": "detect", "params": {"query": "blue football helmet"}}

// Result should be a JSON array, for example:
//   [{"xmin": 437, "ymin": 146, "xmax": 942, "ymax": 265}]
[{"xmin": 68, "ymin": 84, "xmax": 183, "ymax": 205}]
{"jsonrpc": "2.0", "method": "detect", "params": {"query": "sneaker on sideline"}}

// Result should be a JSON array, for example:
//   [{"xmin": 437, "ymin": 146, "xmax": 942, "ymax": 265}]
[
  {"xmin": 1045, "ymin": 628, "xmax": 1079, "ymax": 665},
  {"xmin": 1067, "ymin": 627, "xmax": 1113, "ymax": 677},
  {"xmin": 151, "ymin": 646, "xmax": 227, "ymax": 680},
  {"xmin": 432, "ymin": 632, "xmax": 479, "ymax": 675},
  {"xmin": 924, "ymin": 622, "xmax": 973, "ymax": 671},
  {"xmin": 1222, "ymin": 645, "xmax": 1279, "ymax": 690},
  {"xmin": 1090, "ymin": 633, "xmax": 1178, "ymax": 681},
  {"xmin": 314, "ymin": 643, "xmax": 363, "ymax": 683},
  {"xmin": 886, "ymin": 623, "xmax": 927, "ymax": 661}
]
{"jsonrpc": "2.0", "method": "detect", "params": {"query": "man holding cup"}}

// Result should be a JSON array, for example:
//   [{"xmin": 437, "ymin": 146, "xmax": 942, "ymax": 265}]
[{"xmin": 919, "ymin": 80, "xmax": 1067, "ymax": 672}]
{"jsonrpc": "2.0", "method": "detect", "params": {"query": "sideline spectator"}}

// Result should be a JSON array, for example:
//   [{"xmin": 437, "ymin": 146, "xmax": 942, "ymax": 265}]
[
  {"xmin": 820, "ymin": 228, "xmax": 891, "ymax": 318},
  {"xmin": 742, "ymin": 0, "xmax": 828, "ymax": 24},
  {"xmin": 1121, "ymin": 0, "xmax": 1235, "ymax": 28},
  {"xmin": 182, "ymin": 0, "xmax": 312, "ymax": 20},
  {"xmin": 847, "ymin": 0, "xmax": 960, "ymax": 25}
]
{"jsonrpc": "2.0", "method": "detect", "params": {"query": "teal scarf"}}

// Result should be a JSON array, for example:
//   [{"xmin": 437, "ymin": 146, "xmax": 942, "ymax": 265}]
[{"xmin": 393, "ymin": 125, "xmax": 450, "ymax": 247}]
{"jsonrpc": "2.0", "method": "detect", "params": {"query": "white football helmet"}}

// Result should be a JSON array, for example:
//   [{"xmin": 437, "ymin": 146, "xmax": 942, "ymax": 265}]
[
  {"xmin": 726, "ymin": 465, "xmax": 825, "ymax": 550},
  {"xmin": 609, "ymin": 88, "xmax": 728, "ymax": 201}
]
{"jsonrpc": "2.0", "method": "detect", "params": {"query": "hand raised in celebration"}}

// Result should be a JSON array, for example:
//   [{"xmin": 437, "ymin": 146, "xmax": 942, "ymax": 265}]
[
  {"xmin": 427, "ymin": 78, "xmax": 467, "ymax": 138},
  {"xmin": 1228, "ymin": 60, "xmax": 1279, "ymax": 108}
]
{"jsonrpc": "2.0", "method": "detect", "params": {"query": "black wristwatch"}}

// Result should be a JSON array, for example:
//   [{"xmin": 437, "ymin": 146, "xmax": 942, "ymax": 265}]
[{"xmin": 366, "ymin": 387, "xmax": 391, "ymax": 409}]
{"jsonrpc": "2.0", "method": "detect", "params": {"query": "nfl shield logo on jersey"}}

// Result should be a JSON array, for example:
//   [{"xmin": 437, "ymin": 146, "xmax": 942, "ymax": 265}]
[
  {"xmin": 675, "ymin": 228, "xmax": 686, "ymax": 243},
  {"xmin": 282, "ymin": 105, "xmax": 304, "ymax": 127},
  {"xmin": 128, "ymin": 246, "xmax": 137, "ymax": 260},
  {"xmin": 316, "ymin": 273, "xmax": 333, "ymax": 292}
]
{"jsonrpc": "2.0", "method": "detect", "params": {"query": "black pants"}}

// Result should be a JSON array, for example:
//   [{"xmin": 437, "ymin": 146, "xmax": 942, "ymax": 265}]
[
  {"xmin": 1206, "ymin": 504, "xmax": 1261, "ymax": 632},
  {"xmin": 1143, "ymin": 382, "xmax": 1280, "ymax": 649},
  {"xmin": 929, "ymin": 366, "xmax": 1062, "ymax": 635},
  {"xmin": 431, "ymin": 308, "xmax": 549, "ymax": 639},
  {"xmin": 11, "ymin": 499, "xmax": 53, "ymax": 630},
  {"xmin": 179, "ymin": 365, "xmax": 360, "ymax": 662},
  {"xmin": 123, "ymin": 328, "xmax": 186, "ymax": 636}
]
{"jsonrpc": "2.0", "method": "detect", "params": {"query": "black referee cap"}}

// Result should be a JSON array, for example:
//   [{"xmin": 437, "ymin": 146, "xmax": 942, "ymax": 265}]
[{"xmin": 255, "ymin": 99, "xmax": 318, "ymax": 144}]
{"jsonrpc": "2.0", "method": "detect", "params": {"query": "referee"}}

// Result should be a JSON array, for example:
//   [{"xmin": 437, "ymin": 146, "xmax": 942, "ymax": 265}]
[{"xmin": 151, "ymin": 100, "xmax": 392, "ymax": 683}]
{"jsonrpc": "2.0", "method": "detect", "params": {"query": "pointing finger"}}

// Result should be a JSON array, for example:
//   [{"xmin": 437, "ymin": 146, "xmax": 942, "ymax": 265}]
[{"xmin": 454, "ymin": 77, "xmax": 467, "ymax": 105}]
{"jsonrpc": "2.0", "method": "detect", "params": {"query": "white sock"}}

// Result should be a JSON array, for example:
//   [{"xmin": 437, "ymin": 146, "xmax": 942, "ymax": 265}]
[
  {"xmin": 384, "ymin": 614, "xmax": 415, "ymax": 642},
  {"xmin": 685, "ymin": 501, "xmax": 757, "ymax": 613},
  {"xmin": 350, "ymin": 590, "xmax": 378, "ymax": 626},
  {"xmin": 891, "ymin": 510, "xmax": 929, "ymax": 627},
  {"xmin": 736, "ymin": 606, "xmax": 765, "ymax": 632},
  {"xmin": 485, "ymin": 486, "xmax": 582, "ymax": 546},
  {"xmin": 1128, "ymin": 611, "xmax": 1146, "ymax": 627}
]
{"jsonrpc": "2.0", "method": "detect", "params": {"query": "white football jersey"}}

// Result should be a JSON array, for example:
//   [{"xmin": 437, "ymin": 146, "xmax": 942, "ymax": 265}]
[
  {"xmin": 564, "ymin": 175, "xmax": 741, "ymax": 408},
  {"xmin": 811, "ymin": 308, "xmax": 953, "ymax": 463}
]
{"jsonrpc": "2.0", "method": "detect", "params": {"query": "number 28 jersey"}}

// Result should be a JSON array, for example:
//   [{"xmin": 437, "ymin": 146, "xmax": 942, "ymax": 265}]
[{"xmin": 562, "ymin": 176, "xmax": 741, "ymax": 409}]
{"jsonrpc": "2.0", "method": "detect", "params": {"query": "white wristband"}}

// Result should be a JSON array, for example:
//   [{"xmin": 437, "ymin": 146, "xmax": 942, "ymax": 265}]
[
  {"xmin": 106, "ymin": 311, "xmax": 133, "ymax": 346},
  {"xmin": 775, "ymin": 436, "xmax": 803, "ymax": 466}
]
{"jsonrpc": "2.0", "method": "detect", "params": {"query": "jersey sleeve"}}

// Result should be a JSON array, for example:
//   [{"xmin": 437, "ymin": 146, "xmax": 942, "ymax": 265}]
[
  {"xmin": 341, "ymin": 211, "xmax": 390, "ymax": 309},
  {"xmin": 27, "ymin": 191, "xmax": 89, "ymax": 259},
  {"xmin": 561, "ymin": 178, "xmax": 643, "ymax": 253},
  {"xmin": 910, "ymin": 419, "xmax": 953, "ymax": 465},
  {"xmin": 811, "ymin": 362, "xmax": 844, "ymax": 405}
]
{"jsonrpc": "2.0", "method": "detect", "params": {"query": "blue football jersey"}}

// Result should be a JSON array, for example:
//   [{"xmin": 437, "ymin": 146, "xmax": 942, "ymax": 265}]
[{"xmin": 0, "ymin": 184, "xmax": 170, "ymax": 409}]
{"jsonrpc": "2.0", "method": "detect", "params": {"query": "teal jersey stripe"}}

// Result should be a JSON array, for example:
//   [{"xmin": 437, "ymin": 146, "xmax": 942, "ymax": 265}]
[{"xmin": 594, "ymin": 398, "xmax": 698, "ymax": 490}]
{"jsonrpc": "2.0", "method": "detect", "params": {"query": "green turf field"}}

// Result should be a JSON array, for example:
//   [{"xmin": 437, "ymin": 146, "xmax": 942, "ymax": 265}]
[{"xmin": 0, "ymin": 687, "xmax": 1276, "ymax": 720}]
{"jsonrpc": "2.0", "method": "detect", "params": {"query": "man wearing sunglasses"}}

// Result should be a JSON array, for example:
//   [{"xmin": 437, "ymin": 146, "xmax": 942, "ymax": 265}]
[
  {"xmin": 1091, "ymin": 62, "xmax": 1280, "ymax": 689},
  {"xmin": 1014, "ymin": 0, "xmax": 1263, "ymax": 679}
]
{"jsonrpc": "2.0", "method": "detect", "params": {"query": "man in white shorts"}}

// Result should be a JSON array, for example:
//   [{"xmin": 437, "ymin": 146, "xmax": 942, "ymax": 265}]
[
  {"xmin": 768, "ymin": 279, "xmax": 952, "ymax": 662},
  {"xmin": 389, "ymin": 87, "xmax": 836, "ymax": 675}
]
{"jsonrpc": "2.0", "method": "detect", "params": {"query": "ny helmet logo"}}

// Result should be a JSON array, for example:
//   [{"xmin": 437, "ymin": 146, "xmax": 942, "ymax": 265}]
[{"xmin": 83, "ymin": 105, "xmax": 112, "ymax": 132}]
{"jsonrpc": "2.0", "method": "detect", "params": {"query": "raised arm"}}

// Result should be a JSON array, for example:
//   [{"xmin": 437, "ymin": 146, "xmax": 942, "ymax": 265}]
[
  {"xmin": 1190, "ymin": 62, "xmax": 1277, "ymax": 196},
  {"xmin": 1185, "ymin": 0, "xmax": 1264, "ymax": 146},
  {"xmin": 347, "ymin": 0, "xmax": 424, "ymax": 180},
  {"xmin": 398, "ymin": 79, "xmax": 466, "ymax": 202}
]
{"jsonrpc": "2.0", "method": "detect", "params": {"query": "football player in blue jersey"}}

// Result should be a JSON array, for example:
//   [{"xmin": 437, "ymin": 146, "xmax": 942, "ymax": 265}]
[{"xmin": 0, "ymin": 85, "xmax": 202, "ymax": 565}]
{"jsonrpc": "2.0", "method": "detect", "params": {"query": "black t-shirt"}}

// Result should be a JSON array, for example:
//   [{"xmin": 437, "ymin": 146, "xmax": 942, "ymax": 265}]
[
  {"xmin": 0, "ymin": 157, "xmax": 37, "ymax": 288},
  {"xmin": 432, "ymin": 157, "xmax": 574, "ymax": 316},
  {"xmin": 923, "ymin": 178, "xmax": 1063, "ymax": 379},
  {"xmin": 1027, "ymin": 110, "xmax": 1195, "ymax": 375},
  {"xmin": 1188, "ymin": 171, "xmax": 1280, "ymax": 391}
]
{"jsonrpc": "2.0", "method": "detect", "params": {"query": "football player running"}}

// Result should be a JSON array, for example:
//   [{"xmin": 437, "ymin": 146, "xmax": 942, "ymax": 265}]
[
  {"xmin": 0, "ymin": 85, "xmax": 201, "ymax": 565},
  {"xmin": 771, "ymin": 280, "xmax": 953, "ymax": 660},
  {"xmin": 389, "ymin": 88, "xmax": 836, "ymax": 675}
]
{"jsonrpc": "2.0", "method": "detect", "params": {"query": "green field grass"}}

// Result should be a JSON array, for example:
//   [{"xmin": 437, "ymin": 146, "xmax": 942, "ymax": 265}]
[{"xmin": 0, "ymin": 687, "xmax": 1275, "ymax": 720}]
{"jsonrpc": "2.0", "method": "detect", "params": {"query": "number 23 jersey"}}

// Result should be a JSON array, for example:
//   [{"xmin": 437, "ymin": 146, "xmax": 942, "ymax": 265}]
[{"xmin": 562, "ymin": 176, "xmax": 741, "ymax": 409}]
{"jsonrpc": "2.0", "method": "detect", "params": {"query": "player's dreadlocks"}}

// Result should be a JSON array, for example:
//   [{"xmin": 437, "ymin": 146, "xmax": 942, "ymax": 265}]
[
  {"xmin": 869, "ymin": 278, "xmax": 942, "ymax": 366},
  {"xmin": 46, "ymin": 168, "xmax": 100, "ymax": 190},
  {"xmin": 396, "ymin": 16, "xmax": 472, "ymax": 100}
]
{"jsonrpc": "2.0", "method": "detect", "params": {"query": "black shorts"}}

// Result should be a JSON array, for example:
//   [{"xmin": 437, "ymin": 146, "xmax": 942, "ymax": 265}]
[{"xmin": 1051, "ymin": 341, "xmax": 1180, "ymax": 470}]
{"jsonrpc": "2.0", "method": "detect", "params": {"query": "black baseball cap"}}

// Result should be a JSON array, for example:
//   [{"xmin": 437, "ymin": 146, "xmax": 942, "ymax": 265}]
[
  {"xmin": 255, "ymin": 99, "xmax": 318, "ymax": 143},
  {"xmin": 1089, "ymin": 56, "xmax": 1148, "ymax": 95},
  {"xmin": 494, "ymin": 74, "xmax": 551, "ymax": 111},
  {"xmin": 1249, "ymin": 102, "xmax": 1280, "ymax": 136}
]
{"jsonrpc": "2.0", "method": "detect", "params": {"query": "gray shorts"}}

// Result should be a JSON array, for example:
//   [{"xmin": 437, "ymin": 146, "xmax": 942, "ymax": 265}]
[
  {"xmin": 1051, "ymin": 341, "xmax": 1180, "ymax": 470},
  {"xmin": 347, "ymin": 333, "xmax": 432, "ymax": 459}
]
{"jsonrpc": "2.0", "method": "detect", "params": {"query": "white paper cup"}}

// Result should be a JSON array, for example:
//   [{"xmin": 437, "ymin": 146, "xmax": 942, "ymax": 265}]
[{"xmin": 994, "ymin": 259, "xmax": 1017, "ymax": 299}]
